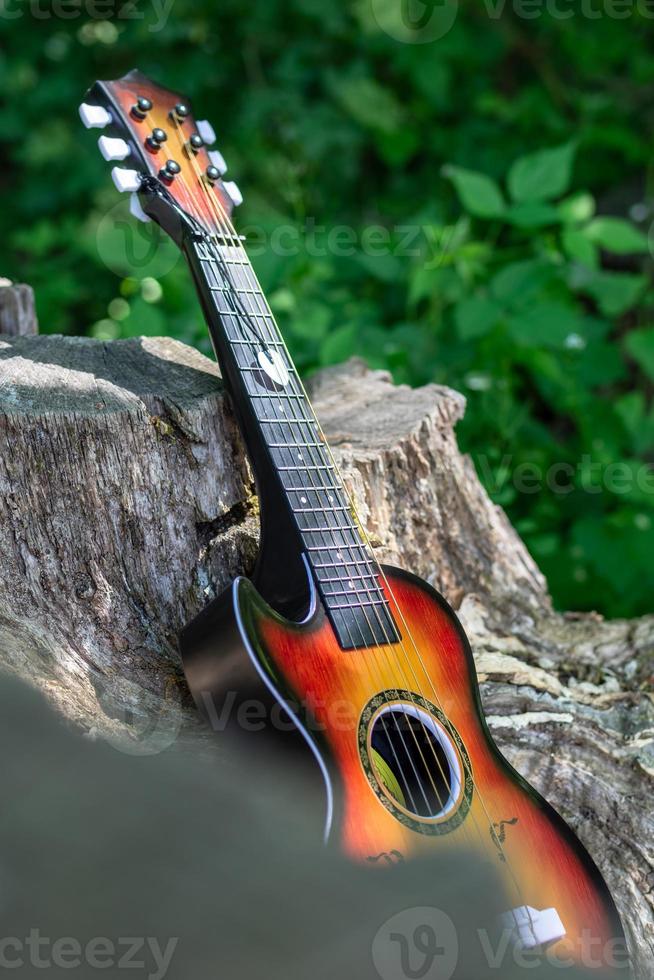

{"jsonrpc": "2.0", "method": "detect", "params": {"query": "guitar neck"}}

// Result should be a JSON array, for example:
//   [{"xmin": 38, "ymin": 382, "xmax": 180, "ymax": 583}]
[{"xmin": 184, "ymin": 233, "xmax": 400, "ymax": 650}]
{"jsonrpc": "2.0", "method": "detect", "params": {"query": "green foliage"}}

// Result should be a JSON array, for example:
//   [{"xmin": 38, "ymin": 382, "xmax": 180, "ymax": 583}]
[{"xmin": 1, "ymin": 1, "xmax": 653, "ymax": 617}]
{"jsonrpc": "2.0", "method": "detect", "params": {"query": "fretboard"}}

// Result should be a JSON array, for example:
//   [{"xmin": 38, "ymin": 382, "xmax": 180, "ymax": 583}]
[{"xmin": 190, "ymin": 235, "xmax": 400, "ymax": 650}]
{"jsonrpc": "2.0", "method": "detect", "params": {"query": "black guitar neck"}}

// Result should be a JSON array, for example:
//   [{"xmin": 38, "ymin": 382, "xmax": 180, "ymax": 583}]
[{"xmin": 184, "ymin": 232, "xmax": 400, "ymax": 649}]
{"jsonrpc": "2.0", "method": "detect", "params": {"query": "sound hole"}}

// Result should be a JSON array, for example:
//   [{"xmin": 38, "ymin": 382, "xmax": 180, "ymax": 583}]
[{"xmin": 369, "ymin": 705, "xmax": 462, "ymax": 820}]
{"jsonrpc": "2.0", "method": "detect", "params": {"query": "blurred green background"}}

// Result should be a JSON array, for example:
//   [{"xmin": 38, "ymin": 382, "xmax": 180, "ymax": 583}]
[{"xmin": 1, "ymin": 0, "xmax": 653, "ymax": 618}]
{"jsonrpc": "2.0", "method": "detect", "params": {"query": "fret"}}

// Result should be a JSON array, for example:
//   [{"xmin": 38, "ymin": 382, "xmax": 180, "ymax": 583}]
[
  {"xmin": 329, "ymin": 596, "xmax": 389, "ymax": 611},
  {"xmin": 317, "ymin": 571, "xmax": 381, "ymax": 586},
  {"xmin": 268, "ymin": 439, "xmax": 326, "ymax": 450},
  {"xmin": 319, "ymin": 586, "xmax": 387, "ymax": 602},
  {"xmin": 225, "ymin": 337, "xmax": 283, "ymax": 349},
  {"xmin": 297, "ymin": 521, "xmax": 359, "ymax": 534},
  {"xmin": 238, "ymin": 364, "xmax": 300, "ymax": 379},
  {"xmin": 278, "ymin": 463, "xmax": 336, "ymax": 474},
  {"xmin": 283, "ymin": 484, "xmax": 342, "ymax": 494},
  {"xmin": 305, "ymin": 541, "xmax": 368, "ymax": 554},
  {"xmin": 256, "ymin": 415, "xmax": 318, "ymax": 427},
  {"xmin": 313, "ymin": 556, "xmax": 373, "ymax": 571}
]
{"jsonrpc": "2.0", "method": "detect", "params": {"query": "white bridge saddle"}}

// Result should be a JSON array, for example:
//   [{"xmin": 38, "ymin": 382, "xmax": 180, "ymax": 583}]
[{"xmin": 501, "ymin": 905, "xmax": 566, "ymax": 949}]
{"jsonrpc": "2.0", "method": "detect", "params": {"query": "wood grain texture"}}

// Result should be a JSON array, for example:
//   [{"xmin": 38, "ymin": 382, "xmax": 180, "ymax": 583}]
[
  {"xmin": 0, "ymin": 282, "xmax": 38, "ymax": 337},
  {"xmin": 0, "ymin": 337, "xmax": 651, "ymax": 973}
]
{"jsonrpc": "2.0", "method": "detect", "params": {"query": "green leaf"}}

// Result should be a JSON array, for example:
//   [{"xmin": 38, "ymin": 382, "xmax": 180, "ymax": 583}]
[
  {"xmin": 505, "ymin": 202, "xmax": 561, "ymax": 229},
  {"xmin": 355, "ymin": 250, "xmax": 404, "ymax": 282},
  {"xmin": 558, "ymin": 191, "xmax": 595, "ymax": 225},
  {"xmin": 454, "ymin": 296, "xmax": 502, "ymax": 340},
  {"xmin": 615, "ymin": 392, "xmax": 654, "ymax": 453},
  {"xmin": 581, "ymin": 271, "xmax": 647, "ymax": 317},
  {"xmin": 507, "ymin": 302, "xmax": 583, "ymax": 348},
  {"xmin": 319, "ymin": 323, "xmax": 357, "ymax": 365},
  {"xmin": 562, "ymin": 227, "xmax": 598, "ymax": 268},
  {"xmin": 507, "ymin": 141, "xmax": 577, "ymax": 203},
  {"xmin": 625, "ymin": 326, "xmax": 654, "ymax": 381},
  {"xmin": 442, "ymin": 165, "xmax": 505, "ymax": 219},
  {"xmin": 330, "ymin": 76, "xmax": 403, "ymax": 134},
  {"xmin": 289, "ymin": 302, "xmax": 331, "ymax": 341},
  {"xmin": 490, "ymin": 259, "xmax": 556, "ymax": 307},
  {"xmin": 583, "ymin": 217, "xmax": 649, "ymax": 254}
]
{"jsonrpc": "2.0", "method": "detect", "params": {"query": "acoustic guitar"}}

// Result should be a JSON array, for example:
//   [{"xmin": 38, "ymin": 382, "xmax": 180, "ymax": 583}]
[{"xmin": 81, "ymin": 69, "xmax": 629, "ymax": 974}]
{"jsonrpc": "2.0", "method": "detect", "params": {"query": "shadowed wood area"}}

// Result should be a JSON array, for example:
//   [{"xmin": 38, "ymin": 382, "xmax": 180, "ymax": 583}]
[{"xmin": 0, "ymin": 288, "xmax": 651, "ymax": 974}]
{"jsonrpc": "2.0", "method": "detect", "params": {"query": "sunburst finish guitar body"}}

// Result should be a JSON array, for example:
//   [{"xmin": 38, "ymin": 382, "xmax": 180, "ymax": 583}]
[{"xmin": 83, "ymin": 69, "xmax": 630, "ymax": 975}]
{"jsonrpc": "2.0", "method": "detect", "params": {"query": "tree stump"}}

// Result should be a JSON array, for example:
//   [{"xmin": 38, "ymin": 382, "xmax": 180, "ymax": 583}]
[
  {"xmin": 0, "ymin": 281, "xmax": 39, "ymax": 336},
  {"xmin": 0, "ymin": 330, "xmax": 651, "ymax": 975}
]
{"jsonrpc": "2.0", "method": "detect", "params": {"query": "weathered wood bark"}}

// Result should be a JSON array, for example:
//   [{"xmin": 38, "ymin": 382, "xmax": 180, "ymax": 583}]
[
  {"xmin": 0, "ymin": 281, "xmax": 39, "ymax": 336},
  {"xmin": 0, "ymin": 332, "xmax": 651, "ymax": 974}
]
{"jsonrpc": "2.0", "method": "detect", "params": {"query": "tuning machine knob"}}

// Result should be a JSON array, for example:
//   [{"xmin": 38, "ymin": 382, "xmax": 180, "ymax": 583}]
[
  {"xmin": 131, "ymin": 96, "xmax": 153, "ymax": 120},
  {"xmin": 208, "ymin": 149, "xmax": 227, "ymax": 175},
  {"xmin": 159, "ymin": 159, "xmax": 181, "ymax": 183},
  {"xmin": 98, "ymin": 136, "xmax": 130, "ymax": 161},
  {"xmin": 111, "ymin": 167, "xmax": 142, "ymax": 193},
  {"xmin": 171, "ymin": 103, "xmax": 190, "ymax": 122},
  {"xmin": 129, "ymin": 193, "xmax": 151, "ymax": 224},
  {"xmin": 146, "ymin": 128, "xmax": 168, "ymax": 151},
  {"xmin": 196, "ymin": 120, "xmax": 216, "ymax": 145},
  {"xmin": 79, "ymin": 103, "xmax": 112, "ymax": 129},
  {"xmin": 223, "ymin": 180, "xmax": 243, "ymax": 207}
]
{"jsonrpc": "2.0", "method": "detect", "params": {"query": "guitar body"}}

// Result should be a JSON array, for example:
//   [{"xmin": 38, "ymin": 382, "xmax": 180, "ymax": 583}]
[
  {"xmin": 83, "ymin": 68, "xmax": 630, "ymax": 976},
  {"xmin": 182, "ymin": 562, "xmax": 626, "ymax": 972}
]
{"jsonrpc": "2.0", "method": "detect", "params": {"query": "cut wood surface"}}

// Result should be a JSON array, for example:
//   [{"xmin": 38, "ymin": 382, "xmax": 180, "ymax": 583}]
[{"xmin": 0, "ymin": 324, "xmax": 651, "ymax": 974}]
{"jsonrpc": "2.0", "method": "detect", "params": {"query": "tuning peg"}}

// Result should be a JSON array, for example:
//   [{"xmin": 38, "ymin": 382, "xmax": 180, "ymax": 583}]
[
  {"xmin": 98, "ymin": 136, "xmax": 130, "ymax": 162},
  {"xmin": 196, "ymin": 120, "xmax": 216, "ymax": 145},
  {"xmin": 208, "ymin": 149, "xmax": 227, "ymax": 175},
  {"xmin": 130, "ymin": 194, "xmax": 151, "ymax": 224},
  {"xmin": 79, "ymin": 103, "xmax": 112, "ymax": 129},
  {"xmin": 223, "ymin": 180, "xmax": 243, "ymax": 207},
  {"xmin": 111, "ymin": 167, "xmax": 142, "ymax": 193}
]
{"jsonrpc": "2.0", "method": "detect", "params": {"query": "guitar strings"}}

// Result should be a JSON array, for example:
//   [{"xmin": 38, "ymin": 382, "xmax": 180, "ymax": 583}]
[
  {"xmin": 168, "ymin": 120, "xmax": 452, "ymax": 825},
  {"xmin": 165, "ymin": 124, "xmax": 489, "ymax": 835},
  {"xmin": 163, "ymin": 114, "xmax": 538, "ymax": 940},
  {"xmin": 166, "ymin": 119, "xmax": 509, "ymax": 863}
]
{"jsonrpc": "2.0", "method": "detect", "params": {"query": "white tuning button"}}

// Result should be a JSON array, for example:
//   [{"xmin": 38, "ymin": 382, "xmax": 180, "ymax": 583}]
[
  {"xmin": 129, "ymin": 193, "xmax": 151, "ymax": 224},
  {"xmin": 208, "ymin": 149, "xmax": 227, "ymax": 175},
  {"xmin": 223, "ymin": 180, "xmax": 243, "ymax": 207},
  {"xmin": 111, "ymin": 167, "xmax": 142, "ymax": 193},
  {"xmin": 79, "ymin": 103, "xmax": 112, "ymax": 129},
  {"xmin": 98, "ymin": 136, "xmax": 130, "ymax": 161},
  {"xmin": 196, "ymin": 119, "xmax": 216, "ymax": 145}
]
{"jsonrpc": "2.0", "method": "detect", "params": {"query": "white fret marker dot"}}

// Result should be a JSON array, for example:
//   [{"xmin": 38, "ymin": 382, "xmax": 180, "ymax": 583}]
[
  {"xmin": 298, "ymin": 453, "xmax": 303, "ymax": 460},
  {"xmin": 300, "ymin": 496, "xmax": 307, "ymax": 504},
  {"xmin": 329, "ymin": 495, "xmax": 334, "ymax": 502},
  {"xmin": 337, "ymin": 552, "xmax": 343, "ymax": 559},
  {"xmin": 348, "ymin": 581, "xmax": 354, "ymax": 589}
]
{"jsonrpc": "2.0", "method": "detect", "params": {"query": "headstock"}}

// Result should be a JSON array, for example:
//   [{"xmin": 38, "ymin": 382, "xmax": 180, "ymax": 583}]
[{"xmin": 80, "ymin": 69, "xmax": 242, "ymax": 246}]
